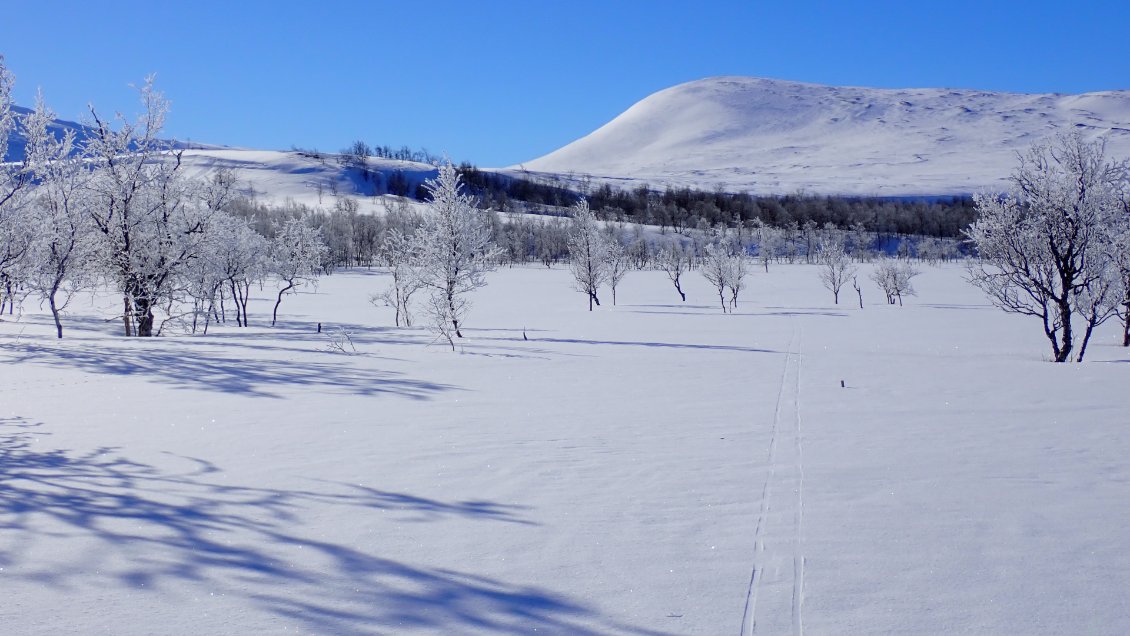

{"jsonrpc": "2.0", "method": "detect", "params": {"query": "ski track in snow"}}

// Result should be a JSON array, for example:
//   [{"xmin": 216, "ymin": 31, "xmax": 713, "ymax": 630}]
[{"xmin": 741, "ymin": 323, "xmax": 805, "ymax": 636}]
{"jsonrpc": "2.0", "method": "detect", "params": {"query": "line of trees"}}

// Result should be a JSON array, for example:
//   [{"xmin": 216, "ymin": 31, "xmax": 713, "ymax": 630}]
[
  {"xmin": 454, "ymin": 163, "xmax": 978, "ymax": 239},
  {"xmin": 0, "ymin": 60, "xmax": 329, "ymax": 338}
]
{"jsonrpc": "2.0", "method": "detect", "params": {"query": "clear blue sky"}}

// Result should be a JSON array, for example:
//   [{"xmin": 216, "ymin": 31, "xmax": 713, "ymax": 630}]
[{"xmin": 2, "ymin": 0, "xmax": 1127, "ymax": 167}]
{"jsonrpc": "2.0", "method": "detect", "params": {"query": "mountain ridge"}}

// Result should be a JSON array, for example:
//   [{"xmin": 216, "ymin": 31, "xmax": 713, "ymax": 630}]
[{"xmin": 512, "ymin": 76, "xmax": 1130, "ymax": 196}]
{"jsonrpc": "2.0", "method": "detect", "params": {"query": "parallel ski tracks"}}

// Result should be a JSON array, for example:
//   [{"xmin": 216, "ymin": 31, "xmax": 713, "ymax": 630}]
[{"xmin": 740, "ymin": 324, "xmax": 805, "ymax": 636}]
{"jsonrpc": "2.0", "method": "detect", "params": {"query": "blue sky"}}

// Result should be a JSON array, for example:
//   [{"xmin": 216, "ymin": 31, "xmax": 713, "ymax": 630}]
[{"xmin": 2, "ymin": 0, "xmax": 1127, "ymax": 167}]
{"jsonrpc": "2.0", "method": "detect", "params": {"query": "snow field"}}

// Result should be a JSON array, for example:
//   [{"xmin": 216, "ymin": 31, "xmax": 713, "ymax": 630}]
[{"xmin": 1, "ymin": 263, "xmax": 1128, "ymax": 634}]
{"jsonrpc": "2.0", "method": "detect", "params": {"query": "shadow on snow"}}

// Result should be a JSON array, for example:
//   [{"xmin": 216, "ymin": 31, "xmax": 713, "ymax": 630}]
[
  {"xmin": 0, "ymin": 418, "xmax": 668, "ymax": 635},
  {"xmin": 0, "ymin": 340, "xmax": 454, "ymax": 400}
]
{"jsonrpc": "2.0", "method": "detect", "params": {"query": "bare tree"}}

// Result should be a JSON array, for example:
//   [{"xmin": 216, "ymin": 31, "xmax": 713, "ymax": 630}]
[
  {"xmin": 23, "ymin": 93, "xmax": 96, "ymax": 337},
  {"xmin": 726, "ymin": 250, "xmax": 750, "ymax": 311},
  {"xmin": 966, "ymin": 134, "xmax": 1128, "ymax": 362},
  {"xmin": 415, "ymin": 162, "xmax": 499, "ymax": 341},
  {"xmin": 567, "ymin": 199, "xmax": 608, "ymax": 311},
  {"xmin": 83, "ymin": 78, "xmax": 222, "ymax": 336},
  {"xmin": 818, "ymin": 239, "xmax": 858, "ymax": 304},
  {"xmin": 270, "ymin": 217, "xmax": 328, "ymax": 326},
  {"xmin": 0, "ymin": 57, "xmax": 34, "ymax": 313},
  {"xmin": 658, "ymin": 243, "xmax": 689, "ymax": 302},
  {"xmin": 871, "ymin": 259, "xmax": 920, "ymax": 306},
  {"xmin": 700, "ymin": 243, "xmax": 730, "ymax": 312},
  {"xmin": 375, "ymin": 228, "xmax": 423, "ymax": 326},
  {"xmin": 605, "ymin": 239, "xmax": 630, "ymax": 306}
]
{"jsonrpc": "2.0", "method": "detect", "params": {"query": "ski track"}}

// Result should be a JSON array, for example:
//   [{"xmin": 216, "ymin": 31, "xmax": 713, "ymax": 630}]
[{"xmin": 741, "ymin": 324, "xmax": 805, "ymax": 636}]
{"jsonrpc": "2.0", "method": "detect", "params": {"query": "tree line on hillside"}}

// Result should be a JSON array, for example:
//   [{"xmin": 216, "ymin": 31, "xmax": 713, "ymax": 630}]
[
  {"xmin": 456, "ymin": 163, "xmax": 979, "ymax": 238},
  {"xmin": 332, "ymin": 139, "xmax": 979, "ymax": 239}
]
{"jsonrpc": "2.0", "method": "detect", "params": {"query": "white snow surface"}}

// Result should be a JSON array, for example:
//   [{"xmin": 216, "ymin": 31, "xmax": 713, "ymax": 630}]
[
  {"xmin": 1, "ymin": 265, "xmax": 1129, "ymax": 634},
  {"xmin": 176, "ymin": 148, "xmax": 437, "ymax": 209},
  {"xmin": 513, "ymin": 76, "xmax": 1130, "ymax": 196}
]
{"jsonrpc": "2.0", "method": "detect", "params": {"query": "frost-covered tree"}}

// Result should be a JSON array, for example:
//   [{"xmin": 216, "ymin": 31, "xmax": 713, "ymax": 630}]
[
  {"xmin": 701, "ymin": 242, "xmax": 751, "ymax": 313},
  {"xmin": 605, "ymin": 238, "xmax": 630, "ymax": 306},
  {"xmin": 871, "ymin": 258, "xmax": 920, "ymax": 306},
  {"xmin": 0, "ymin": 57, "xmax": 34, "ymax": 313},
  {"xmin": 23, "ymin": 94, "xmax": 96, "ymax": 337},
  {"xmin": 701, "ymin": 243, "xmax": 731, "ymax": 312},
  {"xmin": 966, "ymin": 134, "xmax": 1128, "ymax": 362},
  {"xmin": 567, "ymin": 199, "xmax": 608, "ymax": 310},
  {"xmin": 818, "ymin": 239, "xmax": 858, "ymax": 305},
  {"xmin": 415, "ymin": 162, "xmax": 499, "ymax": 342},
  {"xmin": 1109, "ymin": 218, "xmax": 1130, "ymax": 347},
  {"xmin": 375, "ymin": 227, "xmax": 423, "ymax": 327},
  {"xmin": 218, "ymin": 219, "xmax": 267, "ymax": 329},
  {"xmin": 726, "ymin": 249, "xmax": 750, "ymax": 311},
  {"xmin": 754, "ymin": 219, "xmax": 781, "ymax": 271},
  {"xmin": 658, "ymin": 243, "xmax": 689, "ymax": 302},
  {"xmin": 83, "ymin": 78, "xmax": 222, "ymax": 336},
  {"xmin": 269, "ymin": 217, "xmax": 328, "ymax": 326}
]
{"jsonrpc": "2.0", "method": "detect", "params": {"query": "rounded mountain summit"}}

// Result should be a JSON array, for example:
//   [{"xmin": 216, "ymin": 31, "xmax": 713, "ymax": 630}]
[{"xmin": 511, "ymin": 76, "xmax": 1130, "ymax": 196}]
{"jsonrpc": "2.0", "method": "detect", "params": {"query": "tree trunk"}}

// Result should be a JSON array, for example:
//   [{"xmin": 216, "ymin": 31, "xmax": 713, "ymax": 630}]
[
  {"xmin": 1055, "ymin": 297, "xmax": 1073, "ymax": 363},
  {"xmin": 1122, "ymin": 295, "xmax": 1130, "ymax": 346},
  {"xmin": 240, "ymin": 281, "xmax": 251, "ymax": 327},
  {"xmin": 123, "ymin": 296, "xmax": 133, "ymax": 337},
  {"xmin": 447, "ymin": 288, "xmax": 463, "ymax": 338},
  {"xmin": 1077, "ymin": 317, "xmax": 1097, "ymax": 363},
  {"xmin": 49, "ymin": 289, "xmax": 64, "ymax": 339},
  {"xmin": 135, "ymin": 300, "xmax": 155, "ymax": 337},
  {"xmin": 272, "ymin": 281, "xmax": 295, "ymax": 327}
]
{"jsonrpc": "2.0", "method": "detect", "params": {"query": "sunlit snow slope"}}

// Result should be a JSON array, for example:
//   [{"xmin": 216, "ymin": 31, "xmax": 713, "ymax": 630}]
[
  {"xmin": 514, "ymin": 77, "xmax": 1130, "ymax": 196},
  {"xmin": 3, "ymin": 109, "xmax": 436, "ymax": 208}
]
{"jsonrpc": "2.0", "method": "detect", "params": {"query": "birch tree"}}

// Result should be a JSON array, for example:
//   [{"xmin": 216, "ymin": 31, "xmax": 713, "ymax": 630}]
[
  {"xmin": 605, "ymin": 238, "xmax": 630, "ymax": 306},
  {"xmin": 415, "ymin": 162, "xmax": 499, "ymax": 345},
  {"xmin": 966, "ymin": 134, "xmax": 1128, "ymax": 362},
  {"xmin": 83, "ymin": 78, "xmax": 222, "ymax": 336},
  {"xmin": 567, "ymin": 199, "xmax": 608, "ymax": 310},
  {"xmin": 270, "ymin": 217, "xmax": 328, "ymax": 326},
  {"xmin": 818, "ymin": 239, "xmax": 858, "ymax": 304},
  {"xmin": 23, "ymin": 94, "xmax": 96, "ymax": 337}
]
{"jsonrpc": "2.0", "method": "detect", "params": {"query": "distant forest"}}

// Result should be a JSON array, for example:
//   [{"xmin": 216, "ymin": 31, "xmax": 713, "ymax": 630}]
[
  {"xmin": 339, "ymin": 142, "xmax": 978, "ymax": 239},
  {"xmin": 454, "ymin": 164, "xmax": 977, "ymax": 239}
]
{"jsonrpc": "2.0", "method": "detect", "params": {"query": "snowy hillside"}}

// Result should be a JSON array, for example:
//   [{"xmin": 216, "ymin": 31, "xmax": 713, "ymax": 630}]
[
  {"xmin": 514, "ymin": 76, "xmax": 1130, "ymax": 196},
  {"xmin": 3, "ymin": 109, "xmax": 437, "ymax": 209},
  {"xmin": 177, "ymin": 149, "xmax": 437, "ymax": 208}
]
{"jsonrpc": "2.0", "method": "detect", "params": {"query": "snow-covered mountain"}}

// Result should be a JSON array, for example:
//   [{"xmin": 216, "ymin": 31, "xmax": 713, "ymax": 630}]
[{"xmin": 512, "ymin": 76, "xmax": 1130, "ymax": 196}]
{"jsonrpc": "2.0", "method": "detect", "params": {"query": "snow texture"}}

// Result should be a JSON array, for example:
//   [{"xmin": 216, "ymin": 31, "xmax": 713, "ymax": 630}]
[
  {"xmin": 2, "ymin": 264, "xmax": 1128, "ymax": 634},
  {"xmin": 513, "ymin": 76, "xmax": 1130, "ymax": 196}
]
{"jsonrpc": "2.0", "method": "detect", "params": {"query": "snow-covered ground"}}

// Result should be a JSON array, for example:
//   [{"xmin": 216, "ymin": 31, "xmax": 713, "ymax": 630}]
[
  {"xmin": 1, "ymin": 264, "xmax": 1128, "ymax": 634},
  {"xmin": 513, "ymin": 76, "xmax": 1130, "ymax": 196},
  {"xmin": 177, "ymin": 149, "xmax": 437, "ymax": 209}
]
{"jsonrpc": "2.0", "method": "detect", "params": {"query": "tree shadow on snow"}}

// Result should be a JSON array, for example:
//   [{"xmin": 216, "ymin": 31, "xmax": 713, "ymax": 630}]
[
  {"xmin": 482, "ymin": 335, "xmax": 777, "ymax": 354},
  {"xmin": 0, "ymin": 418, "xmax": 668, "ymax": 635},
  {"xmin": 624, "ymin": 304, "xmax": 848, "ymax": 318},
  {"xmin": 0, "ymin": 341, "xmax": 454, "ymax": 400}
]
